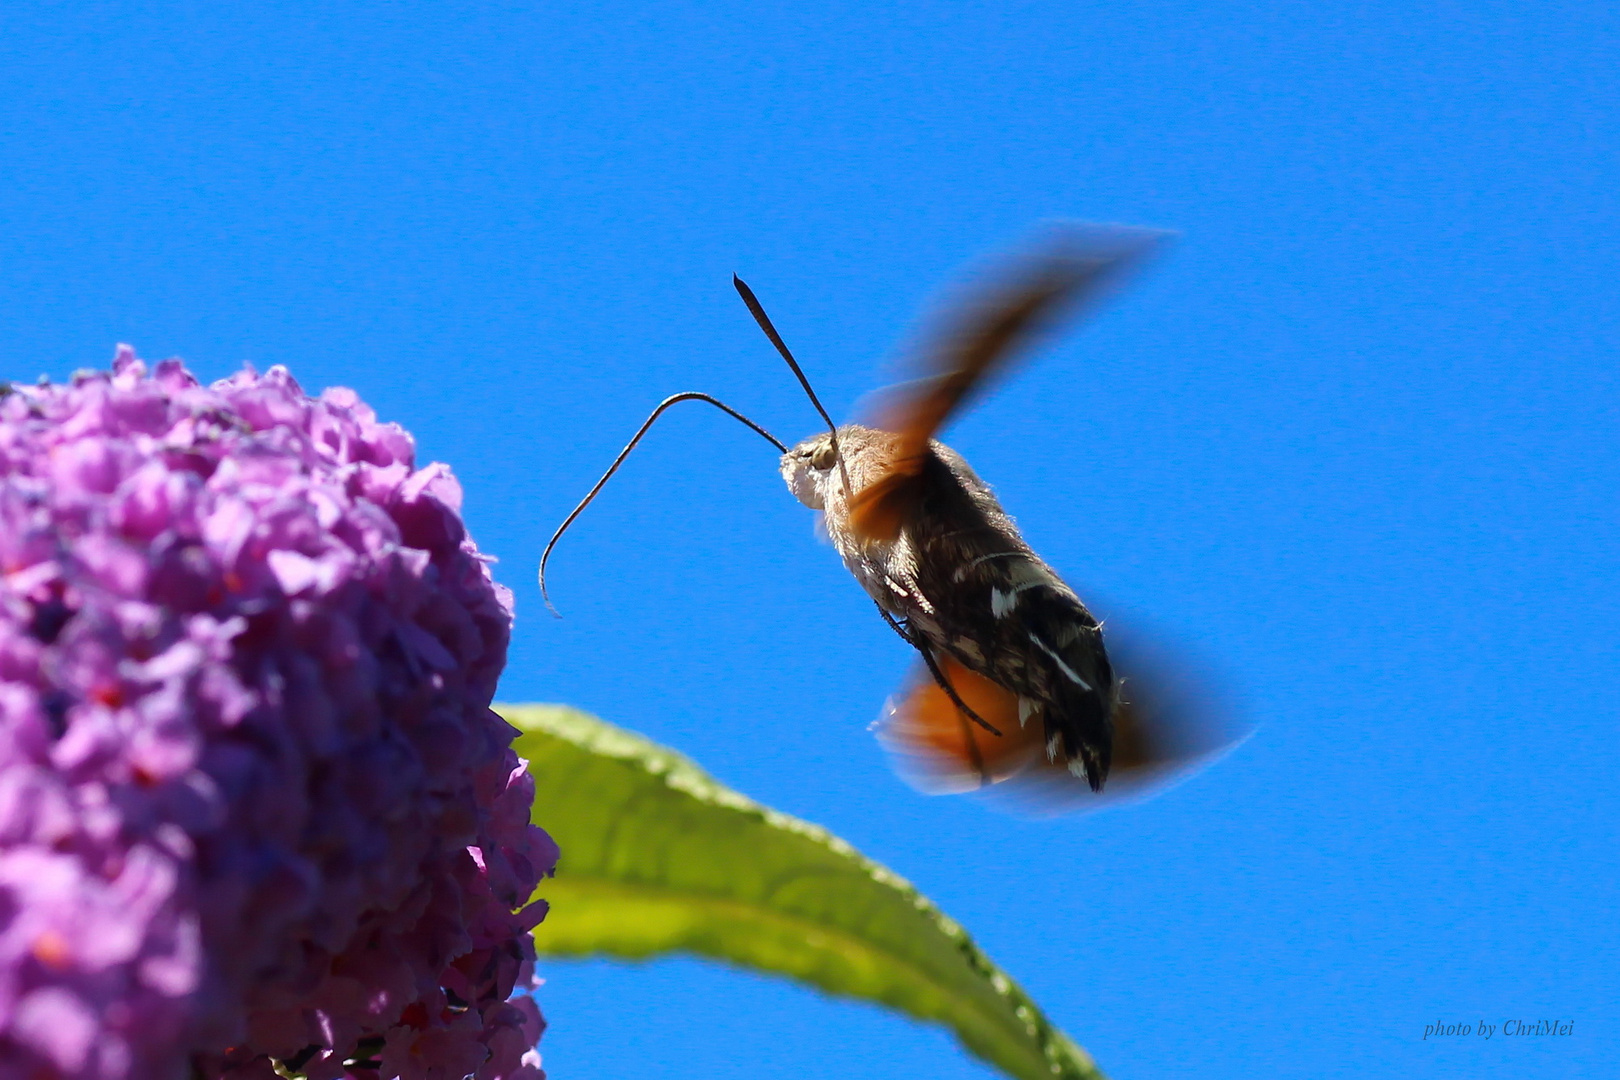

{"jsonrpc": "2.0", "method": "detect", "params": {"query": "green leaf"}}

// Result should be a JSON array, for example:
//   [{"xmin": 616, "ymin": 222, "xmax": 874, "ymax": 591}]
[{"xmin": 500, "ymin": 703, "xmax": 1106, "ymax": 1080}]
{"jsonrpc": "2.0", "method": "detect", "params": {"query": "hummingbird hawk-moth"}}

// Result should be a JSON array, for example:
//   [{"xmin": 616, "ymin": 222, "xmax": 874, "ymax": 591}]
[{"xmin": 543, "ymin": 225, "xmax": 1234, "ymax": 803}]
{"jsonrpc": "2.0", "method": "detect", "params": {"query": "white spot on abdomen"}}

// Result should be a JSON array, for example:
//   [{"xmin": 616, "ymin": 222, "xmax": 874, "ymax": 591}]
[
  {"xmin": 1027, "ymin": 631, "xmax": 1093, "ymax": 691},
  {"xmin": 991, "ymin": 579, "xmax": 1045, "ymax": 617}
]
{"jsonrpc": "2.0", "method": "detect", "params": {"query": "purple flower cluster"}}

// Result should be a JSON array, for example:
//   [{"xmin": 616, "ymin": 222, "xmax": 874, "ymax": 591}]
[{"xmin": 0, "ymin": 350, "xmax": 556, "ymax": 1080}]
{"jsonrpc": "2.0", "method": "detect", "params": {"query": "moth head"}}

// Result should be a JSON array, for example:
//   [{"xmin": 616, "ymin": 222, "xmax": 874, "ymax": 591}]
[
  {"xmin": 781, "ymin": 431, "xmax": 840, "ymax": 510},
  {"xmin": 781, "ymin": 424, "xmax": 892, "ymax": 511}
]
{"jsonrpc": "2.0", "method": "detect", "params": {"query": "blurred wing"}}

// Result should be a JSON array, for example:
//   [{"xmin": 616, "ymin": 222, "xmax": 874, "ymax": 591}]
[
  {"xmin": 878, "ymin": 624, "xmax": 1252, "ymax": 813},
  {"xmin": 875, "ymin": 657, "xmax": 1040, "ymax": 794},
  {"xmin": 850, "ymin": 225, "xmax": 1164, "ymax": 541},
  {"xmin": 988, "ymin": 622, "xmax": 1253, "ymax": 816}
]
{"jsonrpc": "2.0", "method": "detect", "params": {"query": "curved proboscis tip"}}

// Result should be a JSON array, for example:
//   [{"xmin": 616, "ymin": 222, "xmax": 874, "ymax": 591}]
[{"xmin": 538, "ymin": 391, "xmax": 786, "ymax": 618}]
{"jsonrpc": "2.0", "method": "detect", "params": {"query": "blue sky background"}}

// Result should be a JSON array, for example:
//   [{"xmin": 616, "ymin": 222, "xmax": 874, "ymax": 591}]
[{"xmin": 2, "ymin": 2, "xmax": 1616, "ymax": 1077}]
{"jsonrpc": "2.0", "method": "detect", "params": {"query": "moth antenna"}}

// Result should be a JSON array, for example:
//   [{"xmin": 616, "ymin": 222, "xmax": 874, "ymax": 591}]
[
  {"xmin": 540, "ymin": 391, "xmax": 787, "ymax": 617},
  {"xmin": 733, "ymin": 275, "xmax": 854, "ymax": 504}
]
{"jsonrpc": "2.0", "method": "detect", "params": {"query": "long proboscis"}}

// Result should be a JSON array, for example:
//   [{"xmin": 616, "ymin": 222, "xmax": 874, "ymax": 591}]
[
  {"xmin": 733, "ymin": 275, "xmax": 853, "ymax": 503},
  {"xmin": 539, "ymin": 391, "xmax": 787, "ymax": 616}
]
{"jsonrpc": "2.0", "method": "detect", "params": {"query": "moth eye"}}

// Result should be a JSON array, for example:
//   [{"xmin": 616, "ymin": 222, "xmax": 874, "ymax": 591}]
[{"xmin": 810, "ymin": 444, "xmax": 838, "ymax": 470}]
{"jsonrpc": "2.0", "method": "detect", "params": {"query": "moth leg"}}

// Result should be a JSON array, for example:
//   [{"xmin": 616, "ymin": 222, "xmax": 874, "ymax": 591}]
[
  {"xmin": 874, "ymin": 604, "xmax": 916, "ymax": 645},
  {"xmin": 872, "ymin": 603, "xmax": 1004, "ymax": 739}
]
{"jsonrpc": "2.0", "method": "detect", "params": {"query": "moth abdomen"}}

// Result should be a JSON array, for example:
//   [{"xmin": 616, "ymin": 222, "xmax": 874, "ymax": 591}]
[{"xmin": 880, "ymin": 443, "xmax": 1119, "ymax": 788}]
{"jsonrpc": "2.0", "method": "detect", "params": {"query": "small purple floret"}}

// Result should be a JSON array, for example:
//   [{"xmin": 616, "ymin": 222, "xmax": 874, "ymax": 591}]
[{"xmin": 0, "ymin": 350, "xmax": 556, "ymax": 1079}]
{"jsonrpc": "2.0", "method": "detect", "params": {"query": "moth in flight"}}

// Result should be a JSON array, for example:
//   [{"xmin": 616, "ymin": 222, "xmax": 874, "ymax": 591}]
[{"xmin": 543, "ymin": 225, "xmax": 1238, "ymax": 805}]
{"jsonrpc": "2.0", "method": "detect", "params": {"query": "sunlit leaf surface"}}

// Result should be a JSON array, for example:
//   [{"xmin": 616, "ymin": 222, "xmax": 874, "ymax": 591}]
[{"xmin": 503, "ymin": 704, "xmax": 1105, "ymax": 1080}]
